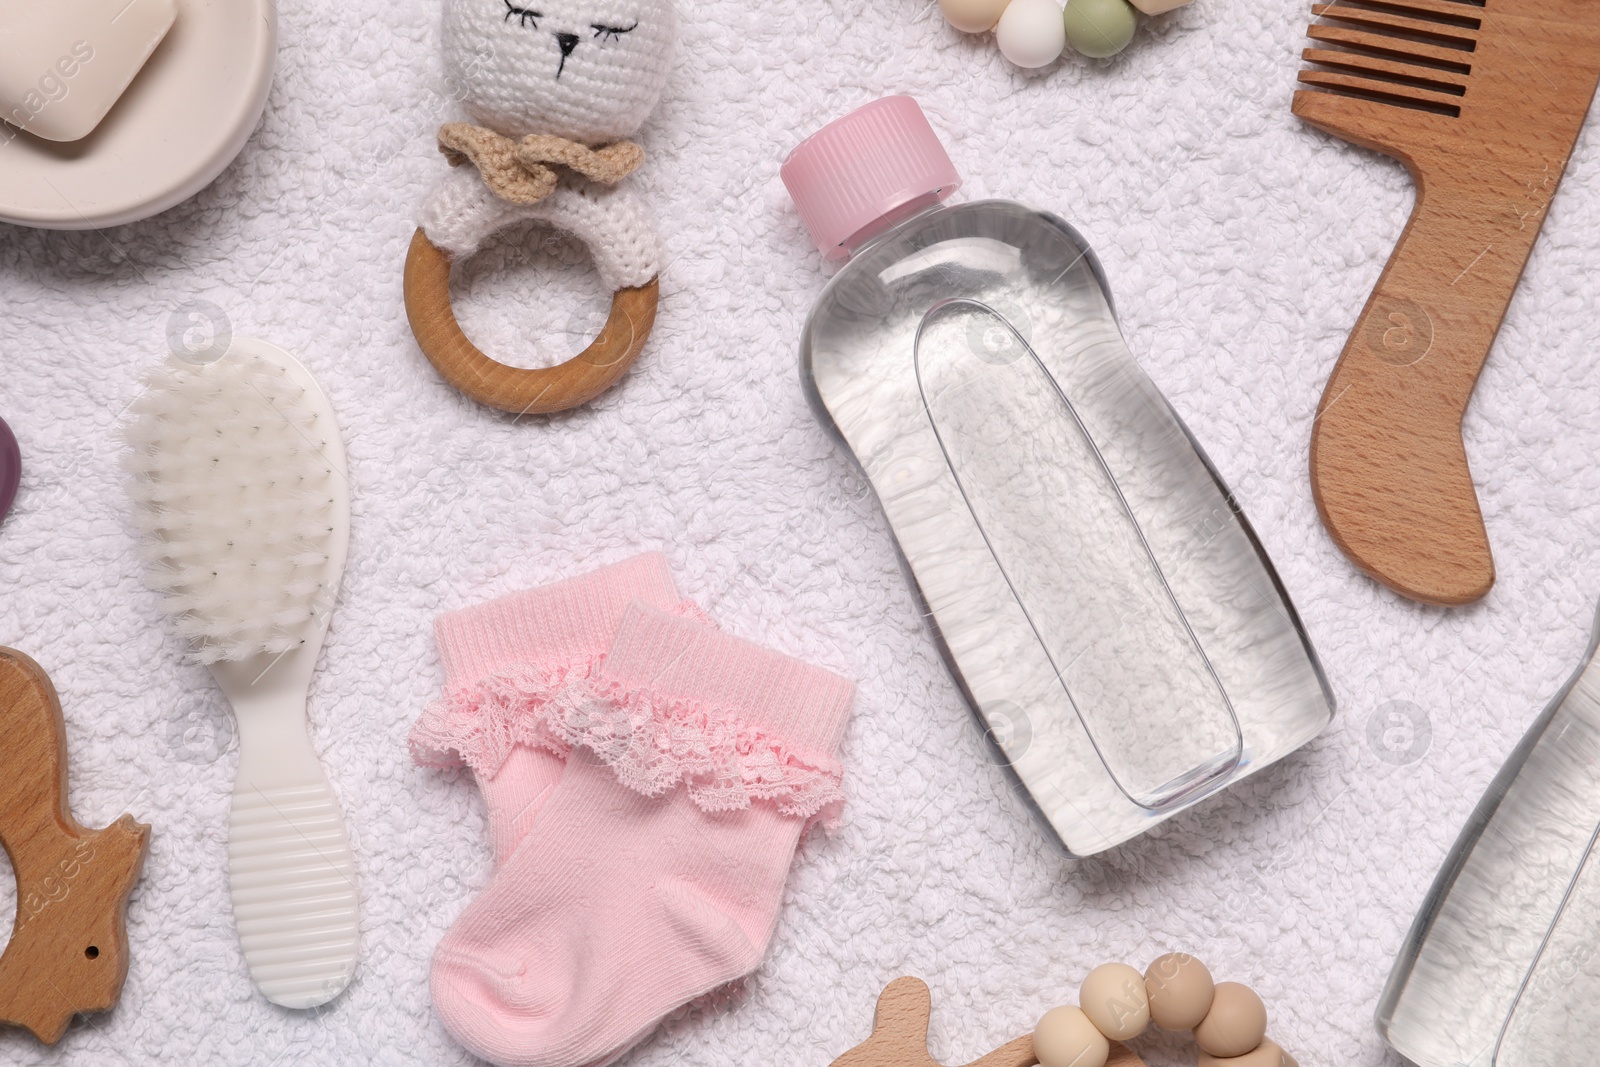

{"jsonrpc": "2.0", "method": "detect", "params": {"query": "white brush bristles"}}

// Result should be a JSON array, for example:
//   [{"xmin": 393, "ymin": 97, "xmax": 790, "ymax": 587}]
[{"xmin": 123, "ymin": 353, "xmax": 337, "ymax": 664}]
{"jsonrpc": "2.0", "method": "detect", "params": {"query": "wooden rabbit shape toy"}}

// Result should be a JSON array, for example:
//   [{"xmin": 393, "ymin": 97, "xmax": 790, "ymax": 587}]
[{"xmin": 0, "ymin": 648, "xmax": 149, "ymax": 1043}]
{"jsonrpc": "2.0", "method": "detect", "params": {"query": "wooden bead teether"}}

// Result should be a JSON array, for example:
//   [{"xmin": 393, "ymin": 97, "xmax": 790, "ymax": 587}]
[
  {"xmin": 941, "ymin": 0, "xmax": 1188, "ymax": 65},
  {"xmin": 0, "ymin": 648, "xmax": 149, "ymax": 1043},
  {"xmin": 832, "ymin": 977, "xmax": 1143, "ymax": 1067},
  {"xmin": 835, "ymin": 954, "xmax": 1294, "ymax": 1067}
]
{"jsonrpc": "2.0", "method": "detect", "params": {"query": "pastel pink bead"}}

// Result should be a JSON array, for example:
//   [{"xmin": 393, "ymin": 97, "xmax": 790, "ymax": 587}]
[
  {"xmin": 939, "ymin": 0, "xmax": 1011, "ymax": 32},
  {"xmin": 1194, "ymin": 983, "xmax": 1268, "ymax": 1059},
  {"xmin": 1145, "ymin": 952, "xmax": 1215, "ymax": 1030}
]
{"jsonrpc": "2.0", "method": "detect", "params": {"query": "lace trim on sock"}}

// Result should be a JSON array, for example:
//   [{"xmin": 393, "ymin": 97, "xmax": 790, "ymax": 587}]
[{"xmin": 409, "ymin": 658, "xmax": 845, "ymax": 822}]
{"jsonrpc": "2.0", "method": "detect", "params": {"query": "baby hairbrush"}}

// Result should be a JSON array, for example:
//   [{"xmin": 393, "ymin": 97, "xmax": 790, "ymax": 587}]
[
  {"xmin": 123, "ymin": 338, "xmax": 359, "ymax": 1008},
  {"xmin": 0, "ymin": 648, "xmax": 149, "ymax": 1044},
  {"xmin": 839, "ymin": 956, "xmax": 1295, "ymax": 1067},
  {"xmin": 1293, "ymin": 0, "xmax": 1600, "ymax": 605},
  {"xmin": 405, "ymin": 0, "xmax": 676, "ymax": 415}
]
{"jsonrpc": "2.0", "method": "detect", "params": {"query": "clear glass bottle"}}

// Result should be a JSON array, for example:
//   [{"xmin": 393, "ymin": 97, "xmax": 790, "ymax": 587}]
[
  {"xmin": 1379, "ymin": 599, "xmax": 1600, "ymax": 1066},
  {"xmin": 781, "ymin": 97, "xmax": 1335, "ymax": 856}
]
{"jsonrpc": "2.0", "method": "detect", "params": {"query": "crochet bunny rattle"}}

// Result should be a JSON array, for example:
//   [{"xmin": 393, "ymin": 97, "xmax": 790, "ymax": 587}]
[{"xmin": 404, "ymin": 0, "xmax": 675, "ymax": 413}]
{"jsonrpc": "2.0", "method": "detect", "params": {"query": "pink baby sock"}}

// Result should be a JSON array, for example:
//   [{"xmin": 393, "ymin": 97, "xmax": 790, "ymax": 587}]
[
  {"xmin": 428, "ymin": 602, "xmax": 855, "ymax": 1067},
  {"xmin": 409, "ymin": 553, "xmax": 684, "ymax": 865}
]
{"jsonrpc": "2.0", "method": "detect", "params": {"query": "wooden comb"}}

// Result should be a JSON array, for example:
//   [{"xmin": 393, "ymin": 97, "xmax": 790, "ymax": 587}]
[
  {"xmin": 1293, "ymin": 0, "xmax": 1600, "ymax": 605},
  {"xmin": 0, "ymin": 649, "xmax": 149, "ymax": 1043},
  {"xmin": 832, "ymin": 978, "xmax": 1146, "ymax": 1067}
]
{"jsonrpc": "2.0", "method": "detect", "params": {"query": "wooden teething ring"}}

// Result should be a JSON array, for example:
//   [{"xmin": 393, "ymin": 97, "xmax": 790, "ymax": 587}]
[{"xmin": 404, "ymin": 228, "xmax": 659, "ymax": 415}]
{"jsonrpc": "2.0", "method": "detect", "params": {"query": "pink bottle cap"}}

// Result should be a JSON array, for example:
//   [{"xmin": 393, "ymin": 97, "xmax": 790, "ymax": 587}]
[{"xmin": 782, "ymin": 96, "xmax": 962, "ymax": 262}]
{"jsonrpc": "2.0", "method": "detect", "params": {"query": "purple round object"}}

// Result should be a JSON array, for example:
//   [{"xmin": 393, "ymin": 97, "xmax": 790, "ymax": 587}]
[{"xmin": 0, "ymin": 415, "xmax": 18, "ymax": 525}]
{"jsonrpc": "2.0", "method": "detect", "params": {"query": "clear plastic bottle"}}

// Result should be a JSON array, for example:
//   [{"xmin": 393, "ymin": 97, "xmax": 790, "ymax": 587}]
[
  {"xmin": 1379, "ymin": 600, "xmax": 1600, "ymax": 1066},
  {"xmin": 781, "ymin": 97, "xmax": 1335, "ymax": 856}
]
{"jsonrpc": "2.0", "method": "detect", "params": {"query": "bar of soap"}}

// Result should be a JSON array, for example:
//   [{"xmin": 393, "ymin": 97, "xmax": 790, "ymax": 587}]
[
  {"xmin": 0, "ymin": 0, "xmax": 177, "ymax": 142},
  {"xmin": 1128, "ymin": 0, "xmax": 1191, "ymax": 13},
  {"xmin": 1062, "ymin": 0, "xmax": 1137, "ymax": 58}
]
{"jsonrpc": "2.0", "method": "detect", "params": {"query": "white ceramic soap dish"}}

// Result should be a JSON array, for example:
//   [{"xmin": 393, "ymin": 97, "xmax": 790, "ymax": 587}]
[{"xmin": 0, "ymin": 0, "xmax": 275, "ymax": 229}]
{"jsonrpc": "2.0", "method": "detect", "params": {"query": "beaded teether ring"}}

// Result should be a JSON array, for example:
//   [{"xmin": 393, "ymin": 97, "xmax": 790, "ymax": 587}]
[
  {"xmin": 406, "ymin": 0, "xmax": 676, "ymax": 415},
  {"xmin": 1038, "ymin": 954, "xmax": 1297, "ymax": 1067},
  {"xmin": 834, "ymin": 955, "xmax": 1295, "ymax": 1067},
  {"xmin": 940, "ymin": 0, "xmax": 1191, "ymax": 67}
]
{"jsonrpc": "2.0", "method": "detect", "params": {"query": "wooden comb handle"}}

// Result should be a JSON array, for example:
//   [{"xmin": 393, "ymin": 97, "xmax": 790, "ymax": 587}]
[
  {"xmin": 0, "ymin": 649, "xmax": 149, "ymax": 1043},
  {"xmin": 1309, "ymin": 169, "xmax": 1558, "ymax": 605}
]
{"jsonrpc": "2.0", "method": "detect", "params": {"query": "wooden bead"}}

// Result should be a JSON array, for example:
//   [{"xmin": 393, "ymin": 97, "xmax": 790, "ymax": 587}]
[
  {"xmin": 1078, "ymin": 963, "xmax": 1149, "ymax": 1041},
  {"xmin": 1033, "ymin": 1005, "xmax": 1110, "ymax": 1067},
  {"xmin": 1145, "ymin": 952, "xmax": 1214, "ymax": 1031},
  {"xmin": 939, "ymin": 0, "xmax": 1011, "ymax": 33},
  {"xmin": 1193, "ymin": 983, "xmax": 1267, "ymax": 1059},
  {"xmin": 1198, "ymin": 1039, "xmax": 1294, "ymax": 1067}
]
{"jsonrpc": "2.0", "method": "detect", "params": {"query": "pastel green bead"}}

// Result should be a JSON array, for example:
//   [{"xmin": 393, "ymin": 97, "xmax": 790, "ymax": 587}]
[{"xmin": 1062, "ymin": 0, "xmax": 1138, "ymax": 58}]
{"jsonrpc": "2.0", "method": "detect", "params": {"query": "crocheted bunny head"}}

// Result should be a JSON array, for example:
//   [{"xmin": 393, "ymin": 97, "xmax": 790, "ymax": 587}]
[{"xmin": 443, "ymin": 0, "xmax": 676, "ymax": 145}]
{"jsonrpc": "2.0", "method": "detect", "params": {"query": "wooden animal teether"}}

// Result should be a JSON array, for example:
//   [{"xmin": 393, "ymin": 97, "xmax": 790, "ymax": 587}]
[
  {"xmin": 0, "ymin": 648, "xmax": 149, "ymax": 1043},
  {"xmin": 1292, "ymin": 0, "xmax": 1600, "ymax": 605},
  {"xmin": 405, "ymin": 0, "xmax": 676, "ymax": 415},
  {"xmin": 842, "ymin": 955, "xmax": 1297, "ymax": 1067}
]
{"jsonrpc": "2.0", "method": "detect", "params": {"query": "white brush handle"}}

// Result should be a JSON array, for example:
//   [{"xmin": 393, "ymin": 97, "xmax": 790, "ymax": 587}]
[
  {"xmin": 220, "ymin": 657, "xmax": 359, "ymax": 1009},
  {"xmin": 229, "ymin": 777, "xmax": 359, "ymax": 1008}
]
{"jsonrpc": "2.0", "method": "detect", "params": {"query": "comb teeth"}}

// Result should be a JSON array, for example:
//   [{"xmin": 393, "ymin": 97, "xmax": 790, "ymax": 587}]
[{"xmin": 1298, "ymin": 0, "xmax": 1483, "ymax": 117}]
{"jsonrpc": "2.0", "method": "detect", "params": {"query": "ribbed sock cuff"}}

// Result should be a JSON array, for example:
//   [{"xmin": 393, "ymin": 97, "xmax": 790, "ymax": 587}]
[
  {"xmin": 598, "ymin": 602, "xmax": 855, "ymax": 763},
  {"xmin": 436, "ymin": 553, "xmax": 680, "ymax": 688}
]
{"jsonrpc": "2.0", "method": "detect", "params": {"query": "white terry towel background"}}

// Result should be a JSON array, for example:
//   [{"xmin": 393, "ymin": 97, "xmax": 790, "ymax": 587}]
[{"xmin": 4, "ymin": 0, "xmax": 1600, "ymax": 1063}]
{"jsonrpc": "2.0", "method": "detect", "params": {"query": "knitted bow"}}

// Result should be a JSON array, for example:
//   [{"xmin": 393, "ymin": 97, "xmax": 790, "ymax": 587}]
[{"xmin": 438, "ymin": 123, "xmax": 645, "ymax": 206}]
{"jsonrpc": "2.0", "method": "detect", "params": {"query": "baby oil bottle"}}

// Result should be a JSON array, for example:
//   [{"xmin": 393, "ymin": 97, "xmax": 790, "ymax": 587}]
[{"xmin": 781, "ymin": 96, "xmax": 1334, "ymax": 856}]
